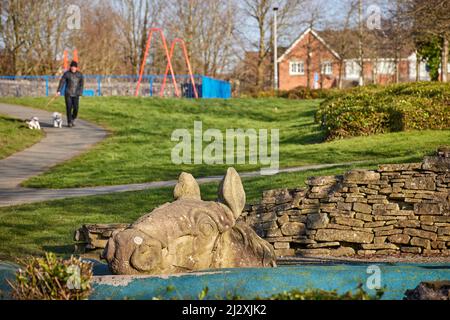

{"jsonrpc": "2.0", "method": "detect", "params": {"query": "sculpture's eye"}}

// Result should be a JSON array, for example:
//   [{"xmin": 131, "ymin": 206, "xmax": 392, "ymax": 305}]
[
  {"xmin": 196, "ymin": 214, "xmax": 218, "ymax": 238},
  {"xmin": 199, "ymin": 222, "xmax": 215, "ymax": 237}
]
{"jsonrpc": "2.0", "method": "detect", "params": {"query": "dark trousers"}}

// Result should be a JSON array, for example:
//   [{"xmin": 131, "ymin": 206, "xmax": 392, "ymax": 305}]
[{"xmin": 65, "ymin": 95, "xmax": 79, "ymax": 124}]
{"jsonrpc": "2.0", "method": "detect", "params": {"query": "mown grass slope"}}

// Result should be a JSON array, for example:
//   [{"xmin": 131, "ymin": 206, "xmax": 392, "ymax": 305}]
[
  {"xmin": 0, "ymin": 114, "xmax": 43, "ymax": 160},
  {"xmin": 0, "ymin": 97, "xmax": 448, "ymax": 188}
]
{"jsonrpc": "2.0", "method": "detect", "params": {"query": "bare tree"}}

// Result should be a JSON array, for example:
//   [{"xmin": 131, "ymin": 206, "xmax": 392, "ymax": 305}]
[
  {"xmin": 302, "ymin": 4, "xmax": 326, "ymax": 89},
  {"xmin": 0, "ymin": 0, "xmax": 62, "ymax": 75},
  {"xmin": 357, "ymin": 0, "xmax": 365, "ymax": 85},
  {"xmin": 166, "ymin": 0, "xmax": 237, "ymax": 77},
  {"xmin": 69, "ymin": 2, "xmax": 124, "ymax": 74},
  {"xmin": 323, "ymin": 1, "xmax": 358, "ymax": 88},
  {"xmin": 240, "ymin": 0, "xmax": 305, "ymax": 90},
  {"xmin": 116, "ymin": 0, "xmax": 165, "ymax": 74},
  {"xmin": 0, "ymin": 0, "xmax": 67, "ymax": 75}
]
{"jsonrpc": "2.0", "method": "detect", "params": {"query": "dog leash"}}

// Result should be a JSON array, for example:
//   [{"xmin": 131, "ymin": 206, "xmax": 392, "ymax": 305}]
[{"xmin": 45, "ymin": 94, "xmax": 59, "ymax": 108}]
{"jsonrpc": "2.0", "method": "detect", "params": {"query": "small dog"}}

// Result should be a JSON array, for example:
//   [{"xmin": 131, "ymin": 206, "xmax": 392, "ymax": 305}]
[
  {"xmin": 52, "ymin": 112, "xmax": 63, "ymax": 128},
  {"xmin": 26, "ymin": 116, "xmax": 41, "ymax": 130}
]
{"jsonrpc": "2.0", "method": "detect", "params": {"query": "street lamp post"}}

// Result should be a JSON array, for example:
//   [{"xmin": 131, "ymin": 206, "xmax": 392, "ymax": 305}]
[{"xmin": 273, "ymin": 7, "xmax": 279, "ymax": 91}]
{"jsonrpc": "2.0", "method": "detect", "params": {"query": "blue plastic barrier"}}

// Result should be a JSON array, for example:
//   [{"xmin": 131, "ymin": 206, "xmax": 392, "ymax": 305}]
[
  {"xmin": 83, "ymin": 89, "xmax": 95, "ymax": 96},
  {"xmin": 201, "ymin": 76, "xmax": 231, "ymax": 99}
]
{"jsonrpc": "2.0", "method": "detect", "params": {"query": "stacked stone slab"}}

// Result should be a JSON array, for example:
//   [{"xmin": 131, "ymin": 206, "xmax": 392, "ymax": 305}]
[
  {"xmin": 240, "ymin": 147, "xmax": 450, "ymax": 257},
  {"xmin": 74, "ymin": 223, "xmax": 129, "ymax": 251}
]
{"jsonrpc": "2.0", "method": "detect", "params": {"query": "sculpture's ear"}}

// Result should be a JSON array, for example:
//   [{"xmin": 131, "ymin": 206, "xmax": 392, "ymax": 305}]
[
  {"xmin": 174, "ymin": 172, "xmax": 201, "ymax": 200},
  {"xmin": 218, "ymin": 168, "xmax": 246, "ymax": 219}
]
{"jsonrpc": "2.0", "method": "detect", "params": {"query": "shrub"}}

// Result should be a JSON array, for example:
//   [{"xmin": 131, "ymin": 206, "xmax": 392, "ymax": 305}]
[
  {"xmin": 267, "ymin": 284, "xmax": 384, "ymax": 300},
  {"xmin": 277, "ymin": 86, "xmax": 337, "ymax": 100},
  {"xmin": 317, "ymin": 82, "xmax": 450, "ymax": 140},
  {"xmin": 158, "ymin": 284, "xmax": 384, "ymax": 300},
  {"xmin": 255, "ymin": 90, "xmax": 278, "ymax": 98},
  {"xmin": 8, "ymin": 252, "xmax": 93, "ymax": 300},
  {"xmin": 248, "ymin": 86, "xmax": 338, "ymax": 100}
]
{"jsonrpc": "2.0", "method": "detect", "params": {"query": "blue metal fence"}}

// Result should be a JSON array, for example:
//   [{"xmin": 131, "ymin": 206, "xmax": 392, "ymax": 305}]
[{"xmin": 0, "ymin": 74, "xmax": 231, "ymax": 99}]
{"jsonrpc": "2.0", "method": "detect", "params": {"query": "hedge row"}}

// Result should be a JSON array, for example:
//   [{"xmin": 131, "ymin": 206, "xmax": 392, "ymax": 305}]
[
  {"xmin": 316, "ymin": 82, "xmax": 450, "ymax": 140},
  {"xmin": 245, "ymin": 86, "xmax": 338, "ymax": 100}
]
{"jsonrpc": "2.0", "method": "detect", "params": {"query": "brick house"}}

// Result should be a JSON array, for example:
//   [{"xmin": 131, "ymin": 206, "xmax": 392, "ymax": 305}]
[
  {"xmin": 277, "ymin": 28, "xmax": 440, "ymax": 90},
  {"xmin": 278, "ymin": 28, "xmax": 341, "ymax": 90}
]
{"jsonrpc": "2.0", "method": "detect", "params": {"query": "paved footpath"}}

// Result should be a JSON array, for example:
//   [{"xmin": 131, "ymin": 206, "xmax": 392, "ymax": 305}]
[
  {"xmin": 0, "ymin": 103, "xmax": 364, "ymax": 207},
  {"xmin": 0, "ymin": 103, "xmax": 107, "ymax": 205}
]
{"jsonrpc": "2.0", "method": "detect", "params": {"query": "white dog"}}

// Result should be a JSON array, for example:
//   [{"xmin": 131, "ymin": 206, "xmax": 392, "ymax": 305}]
[
  {"xmin": 26, "ymin": 116, "xmax": 41, "ymax": 130},
  {"xmin": 52, "ymin": 112, "xmax": 63, "ymax": 128}
]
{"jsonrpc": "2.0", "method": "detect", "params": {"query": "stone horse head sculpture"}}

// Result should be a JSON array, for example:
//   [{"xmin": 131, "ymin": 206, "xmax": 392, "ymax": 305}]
[{"xmin": 103, "ymin": 168, "xmax": 276, "ymax": 275}]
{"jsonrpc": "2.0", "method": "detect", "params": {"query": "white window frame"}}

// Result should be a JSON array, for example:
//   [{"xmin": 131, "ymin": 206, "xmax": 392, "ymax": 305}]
[
  {"xmin": 345, "ymin": 60, "xmax": 360, "ymax": 79},
  {"xmin": 289, "ymin": 60, "xmax": 304, "ymax": 75},
  {"xmin": 321, "ymin": 61, "xmax": 333, "ymax": 75},
  {"xmin": 376, "ymin": 60, "xmax": 396, "ymax": 75}
]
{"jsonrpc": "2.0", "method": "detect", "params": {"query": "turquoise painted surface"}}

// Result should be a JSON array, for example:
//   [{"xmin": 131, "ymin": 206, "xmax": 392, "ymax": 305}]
[
  {"xmin": 0, "ymin": 262, "xmax": 20, "ymax": 300},
  {"xmin": 1, "ymin": 261, "xmax": 449, "ymax": 300},
  {"xmin": 90, "ymin": 263, "xmax": 450, "ymax": 300}
]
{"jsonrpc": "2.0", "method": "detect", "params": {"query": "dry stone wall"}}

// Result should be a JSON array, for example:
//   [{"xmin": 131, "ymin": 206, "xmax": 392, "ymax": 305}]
[{"xmin": 240, "ymin": 148, "xmax": 450, "ymax": 257}]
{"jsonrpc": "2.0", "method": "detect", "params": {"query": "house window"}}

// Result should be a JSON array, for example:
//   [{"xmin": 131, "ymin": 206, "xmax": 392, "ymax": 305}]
[
  {"xmin": 289, "ymin": 61, "xmax": 304, "ymax": 75},
  {"xmin": 321, "ymin": 61, "xmax": 332, "ymax": 75},
  {"xmin": 345, "ymin": 60, "xmax": 361, "ymax": 79},
  {"xmin": 376, "ymin": 61, "xmax": 395, "ymax": 75}
]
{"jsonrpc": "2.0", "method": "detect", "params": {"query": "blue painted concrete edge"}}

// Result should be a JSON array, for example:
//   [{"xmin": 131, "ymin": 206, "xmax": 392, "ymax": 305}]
[
  {"xmin": 89, "ymin": 263, "xmax": 450, "ymax": 300},
  {"xmin": 2, "ymin": 261, "xmax": 449, "ymax": 300}
]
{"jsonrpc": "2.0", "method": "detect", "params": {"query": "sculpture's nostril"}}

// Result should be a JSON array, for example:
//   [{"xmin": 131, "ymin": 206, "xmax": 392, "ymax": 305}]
[{"xmin": 130, "ymin": 238, "xmax": 163, "ymax": 272}]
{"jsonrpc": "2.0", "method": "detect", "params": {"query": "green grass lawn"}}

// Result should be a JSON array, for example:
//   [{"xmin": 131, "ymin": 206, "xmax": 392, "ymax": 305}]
[
  {"xmin": 0, "ymin": 114, "xmax": 43, "ymax": 160},
  {"xmin": 0, "ymin": 97, "xmax": 448, "ymax": 188},
  {"xmin": 0, "ymin": 163, "xmax": 383, "ymax": 260}
]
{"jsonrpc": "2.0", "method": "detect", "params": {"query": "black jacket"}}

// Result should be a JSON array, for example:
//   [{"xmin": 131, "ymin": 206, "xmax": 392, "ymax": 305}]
[{"xmin": 57, "ymin": 71, "xmax": 84, "ymax": 97}]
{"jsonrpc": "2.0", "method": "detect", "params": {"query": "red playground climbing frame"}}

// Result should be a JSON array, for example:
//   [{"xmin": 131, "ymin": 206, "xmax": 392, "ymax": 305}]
[
  {"xmin": 135, "ymin": 28, "xmax": 198, "ymax": 98},
  {"xmin": 161, "ymin": 38, "xmax": 198, "ymax": 99},
  {"xmin": 135, "ymin": 28, "xmax": 178, "ymax": 97},
  {"xmin": 63, "ymin": 49, "xmax": 78, "ymax": 71}
]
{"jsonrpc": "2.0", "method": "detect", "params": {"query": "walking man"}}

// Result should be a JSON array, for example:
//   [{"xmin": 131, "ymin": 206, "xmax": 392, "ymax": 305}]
[{"xmin": 57, "ymin": 60, "xmax": 84, "ymax": 127}]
